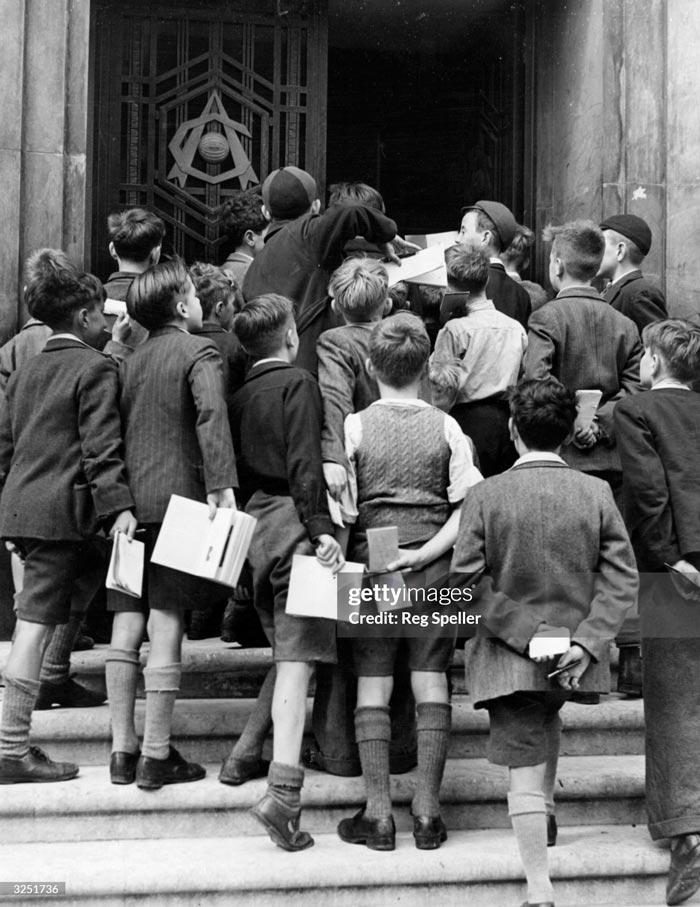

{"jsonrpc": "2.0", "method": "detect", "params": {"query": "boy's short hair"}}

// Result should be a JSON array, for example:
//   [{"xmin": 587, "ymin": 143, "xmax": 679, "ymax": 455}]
[
  {"xmin": 543, "ymin": 220, "xmax": 605, "ymax": 282},
  {"xmin": 329, "ymin": 257, "xmax": 388, "ymax": 321},
  {"xmin": 605, "ymin": 229, "xmax": 645, "ymax": 267},
  {"xmin": 328, "ymin": 181, "xmax": 385, "ymax": 212},
  {"xmin": 508, "ymin": 377, "xmax": 578, "ymax": 451},
  {"xmin": 29, "ymin": 262, "xmax": 105, "ymax": 330},
  {"xmin": 233, "ymin": 294, "xmax": 295, "ymax": 359},
  {"xmin": 502, "ymin": 224, "xmax": 535, "ymax": 271},
  {"xmin": 446, "ymin": 244, "xmax": 490, "ymax": 293},
  {"xmin": 368, "ymin": 312, "xmax": 430, "ymax": 388},
  {"xmin": 189, "ymin": 262, "xmax": 243, "ymax": 320},
  {"xmin": 428, "ymin": 356, "xmax": 465, "ymax": 411},
  {"xmin": 219, "ymin": 191, "xmax": 266, "ymax": 248},
  {"xmin": 23, "ymin": 249, "xmax": 77, "ymax": 316},
  {"xmin": 126, "ymin": 257, "xmax": 189, "ymax": 331},
  {"xmin": 107, "ymin": 208, "xmax": 165, "ymax": 263},
  {"xmin": 642, "ymin": 319, "xmax": 700, "ymax": 384}
]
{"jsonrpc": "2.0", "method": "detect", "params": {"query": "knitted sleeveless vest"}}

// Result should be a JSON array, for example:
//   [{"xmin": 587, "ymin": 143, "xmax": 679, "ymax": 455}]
[{"xmin": 355, "ymin": 404, "xmax": 451, "ymax": 545}]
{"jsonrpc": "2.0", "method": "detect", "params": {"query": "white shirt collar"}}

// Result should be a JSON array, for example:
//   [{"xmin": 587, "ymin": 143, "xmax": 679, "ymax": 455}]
[
  {"xmin": 371, "ymin": 398, "xmax": 430, "ymax": 407},
  {"xmin": 652, "ymin": 379, "xmax": 691, "ymax": 391},
  {"xmin": 252, "ymin": 357, "xmax": 289, "ymax": 367},
  {"xmin": 513, "ymin": 451, "xmax": 566, "ymax": 467},
  {"xmin": 49, "ymin": 333, "xmax": 90, "ymax": 347}
]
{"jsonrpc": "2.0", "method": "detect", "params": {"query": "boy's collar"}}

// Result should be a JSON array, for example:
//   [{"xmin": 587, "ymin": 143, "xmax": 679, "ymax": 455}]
[
  {"xmin": 610, "ymin": 267, "xmax": 643, "ymax": 287},
  {"xmin": 48, "ymin": 332, "xmax": 91, "ymax": 348},
  {"xmin": 555, "ymin": 285, "xmax": 602, "ymax": 300},
  {"xmin": 651, "ymin": 379, "xmax": 692, "ymax": 391}
]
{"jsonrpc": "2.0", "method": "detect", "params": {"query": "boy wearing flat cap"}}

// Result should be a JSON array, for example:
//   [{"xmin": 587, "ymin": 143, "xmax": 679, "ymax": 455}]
[
  {"xmin": 598, "ymin": 213, "xmax": 667, "ymax": 334},
  {"xmin": 242, "ymin": 166, "xmax": 407, "ymax": 376},
  {"xmin": 457, "ymin": 199, "xmax": 532, "ymax": 328}
]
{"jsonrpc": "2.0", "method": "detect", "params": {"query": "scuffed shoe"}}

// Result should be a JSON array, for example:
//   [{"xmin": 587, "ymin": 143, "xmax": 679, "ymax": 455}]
[
  {"xmin": 34, "ymin": 677, "xmax": 106, "ymax": 710},
  {"xmin": 337, "ymin": 807, "xmax": 395, "ymax": 851},
  {"xmin": 250, "ymin": 793, "xmax": 314, "ymax": 851},
  {"xmin": 0, "ymin": 746, "xmax": 79, "ymax": 784},
  {"xmin": 136, "ymin": 746, "xmax": 205, "ymax": 791}
]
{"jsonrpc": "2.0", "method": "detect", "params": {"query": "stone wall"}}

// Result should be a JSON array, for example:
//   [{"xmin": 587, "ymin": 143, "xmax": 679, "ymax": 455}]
[
  {"xmin": 0, "ymin": 0, "xmax": 90, "ymax": 344},
  {"xmin": 534, "ymin": 0, "xmax": 700, "ymax": 316}
]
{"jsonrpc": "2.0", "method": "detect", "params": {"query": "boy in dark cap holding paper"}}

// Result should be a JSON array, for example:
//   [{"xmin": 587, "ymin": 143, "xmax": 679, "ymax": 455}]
[
  {"xmin": 242, "ymin": 166, "xmax": 406, "ymax": 376},
  {"xmin": 598, "ymin": 213, "xmax": 667, "ymax": 334},
  {"xmin": 457, "ymin": 199, "xmax": 532, "ymax": 328}
]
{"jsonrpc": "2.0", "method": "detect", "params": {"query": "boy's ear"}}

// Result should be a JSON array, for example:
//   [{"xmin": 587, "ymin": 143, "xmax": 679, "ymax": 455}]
[
  {"xmin": 366, "ymin": 357, "xmax": 376, "ymax": 378},
  {"xmin": 311, "ymin": 198, "xmax": 322, "ymax": 215},
  {"xmin": 174, "ymin": 298, "xmax": 188, "ymax": 319},
  {"xmin": 261, "ymin": 205, "xmax": 272, "ymax": 222},
  {"xmin": 108, "ymin": 242, "xmax": 118, "ymax": 262},
  {"xmin": 382, "ymin": 297, "xmax": 392, "ymax": 316},
  {"xmin": 616, "ymin": 240, "xmax": 627, "ymax": 263},
  {"xmin": 285, "ymin": 324, "xmax": 297, "ymax": 348},
  {"xmin": 507, "ymin": 415, "xmax": 518, "ymax": 444},
  {"xmin": 553, "ymin": 255, "xmax": 564, "ymax": 280},
  {"xmin": 243, "ymin": 229, "xmax": 256, "ymax": 247},
  {"xmin": 149, "ymin": 245, "xmax": 162, "ymax": 266}
]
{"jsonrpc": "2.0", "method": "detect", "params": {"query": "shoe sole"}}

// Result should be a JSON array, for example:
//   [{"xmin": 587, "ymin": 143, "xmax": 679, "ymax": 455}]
[
  {"xmin": 110, "ymin": 775, "xmax": 136, "ymax": 785},
  {"xmin": 337, "ymin": 829, "xmax": 395, "ymax": 851},
  {"xmin": 414, "ymin": 831, "xmax": 447, "ymax": 850},
  {"xmin": 250, "ymin": 805, "xmax": 315, "ymax": 852},
  {"xmin": 137, "ymin": 769, "xmax": 206, "ymax": 791},
  {"xmin": 0, "ymin": 769, "xmax": 79, "ymax": 784},
  {"xmin": 668, "ymin": 866, "xmax": 700, "ymax": 906}
]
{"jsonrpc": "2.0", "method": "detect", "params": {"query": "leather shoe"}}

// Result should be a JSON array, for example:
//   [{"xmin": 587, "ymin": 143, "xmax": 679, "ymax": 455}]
[
  {"xmin": 413, "ymin": 815, "xmax": 447, "ymax": 850},
  {"xmin": 34, "ymin": 677, "xmax": 106, "ymax": 710},
  {"xmin": 0, "ymin": 746, "xmax": 78, "ymax": 784},
  {"xmin": 337, "ymin": 807, "xmax": 395, "ymax": 851},
  {"xmin": 136, "ymin": 746, "xmax": 205, "ymax": 790},
  {"xmin": 250, "ymin": 792, "xmax": 314, "ymax": 851},
  {"xmin": 667, "ymin": 833, "xmax": 700, "ymax": 905},
  {"xmin": 301, "ymin": 744, "xmax": 362, "ymax": 777},
  {"xmin": 547, "ymin": 813, "xmax": 557, "ymax": 847},
  {"xmin": 219, "ymin": 754, "xmax": 269, "ymax": 786},
  {"xmin": 110, "ymin": 750, "xmax": 140, "ymax": 785}
]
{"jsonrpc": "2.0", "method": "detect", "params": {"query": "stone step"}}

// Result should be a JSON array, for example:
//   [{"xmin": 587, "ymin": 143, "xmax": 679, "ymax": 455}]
[
  {"xmin": 0, "ymin": 825, "xmax": 667, "ymax": 907},
  {"xmin": 22, "ymin": 694, "xmax": 644, "ymax": 765},
  {"xmin": 0, "ymin": 755, "xmax": 646, "ymax": 844}
]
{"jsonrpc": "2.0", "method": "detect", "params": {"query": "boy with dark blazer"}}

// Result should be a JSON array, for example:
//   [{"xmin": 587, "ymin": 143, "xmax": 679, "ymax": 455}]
[
  {"xmin": 106, "ymin": 257, "xmax": 237, "ymax": 790},
  {"xmin": 452, "ymin": 377, "xmax": 637, "ymax": 907},
  {"xmin": 614, "ymin": 320, "xmax": 700, "ymax": 906},
  {"xmin": 0, "ymin": 264, "xmax": 136, "ymax": 783}
]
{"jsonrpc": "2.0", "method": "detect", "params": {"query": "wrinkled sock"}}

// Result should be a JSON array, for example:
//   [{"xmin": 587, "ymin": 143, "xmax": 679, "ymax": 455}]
[
  {"xmin": 0, "ymin": 675, "xmax": 41, "ymax": 759},
  {"xmin": 40, "ymin": 616, "xmax": 82, "ymax": 686},
  {"xmin": 508, "ymin": 790, "xmax": 555, "ymax": 905},
  {"xmin": 231, "ymin": 665, "xmax": 275, "ymax": 761},
  {"xmin": 142, "ymin": 663, "xmax": 180, "ymax": 760},
  {"xmin": 412, "ymin": 701, "xmax": 451, "ymax": 818},
  {"xmin": 267, "ymin": 760, "xmax": 303, "ymax": 810},
  {"xmin": 105, "ymin": 648, "xmax": 141, "ymax": 754},
  {"xmin": 355, "ymin": 706, "xmax": 392, "ymax": 820}
]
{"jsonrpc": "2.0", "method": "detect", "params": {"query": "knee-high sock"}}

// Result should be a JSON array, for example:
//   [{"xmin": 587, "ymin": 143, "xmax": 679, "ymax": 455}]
[
  {"xmin": 105, "ymin": 648, "xmax": 141, "ymax": 754},
  {"xmin": 507, "ymin": 790, "xmax": 554, "ymax": 905},
  {"xmin": 0, "ymin": 675, "xmax": 41, "ymax": 759},
  {"xmin": 268, "ymin": 760, "xmax": 304, "ymax": 810},
  {"xmin": 412, "ymin": 701, "xmax": 451, "ymax": 817},
  {"xmin": 232, "ymin": 665, "xmax": 275, "ymax": 760},
  {"xmin": 355, "ymin": 706, "xmax": 392, "ymax": 820},
  {"xmin": 40, "ymin": 617, "xmax": 82, "ymax": 686},
  {"xmin": 543, "ymin": 720, "xmax": 561, "ymax": 816},
  {"xmin": 142, "ymin": 663, "xmax": 181, "ymax": 760}
]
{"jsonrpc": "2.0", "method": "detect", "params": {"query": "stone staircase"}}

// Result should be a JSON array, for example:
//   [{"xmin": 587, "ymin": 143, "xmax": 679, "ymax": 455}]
[{"xmin": 0, "ymin": 640, "xmax": 670, "ymax": 906}]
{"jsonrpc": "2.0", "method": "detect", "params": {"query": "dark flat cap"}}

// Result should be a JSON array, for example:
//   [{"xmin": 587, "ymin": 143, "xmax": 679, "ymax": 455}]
[
  {"xmin": 460, "ymin": 200, "xmax": 517, "ymax": 251},
  {"xmin": 599, "ymin": 214, "xmax": 652, "ymax": 256}
]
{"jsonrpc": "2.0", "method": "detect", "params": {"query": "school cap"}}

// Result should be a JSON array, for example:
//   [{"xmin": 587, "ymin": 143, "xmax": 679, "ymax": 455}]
[
  {"xmin": 460, "ymin": 200, "xmax": 517, "ymax": 250},
  {"xmin": 262, "ymin": 166, "xmax": 317, "ymax": 220},
  {"xmin": 599, "ymin": 214, "xmax": 652, "ymax": 256}
]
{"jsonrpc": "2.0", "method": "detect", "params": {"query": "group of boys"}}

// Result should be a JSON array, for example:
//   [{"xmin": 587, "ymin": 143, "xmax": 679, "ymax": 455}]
[{"xmin": 0, "ymin": 161, "xmax": 698, "ymax": 907}]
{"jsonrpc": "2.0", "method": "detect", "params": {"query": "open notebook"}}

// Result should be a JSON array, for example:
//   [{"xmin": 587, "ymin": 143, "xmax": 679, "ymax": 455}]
[{"xmin": 151, "ymin": 494, "xmax": 257, "ymax": 588}]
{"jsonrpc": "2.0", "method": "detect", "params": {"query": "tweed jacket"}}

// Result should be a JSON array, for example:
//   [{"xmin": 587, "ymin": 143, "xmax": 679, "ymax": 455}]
[
  {"xmin": 119, "ymin": 326, "xmax": 237, "ymax": 523},
  {"xmin": 0, "ymin": 319, "xmax": 51, "ymax": 393},
  {"xmin": 523, "ymin": 286, "xmax": 643, "ymax": 472},
  {"xmin": 452, "ymin": 459, "xmax": 638, "ymax": 704},
  {"xmin": 242, "ymin": 204, "xmax": 397, "ymax": 375},
  {"xmin": 603, "ymin": 270, "xmax": 667, "ymax": 335},
  {"xmin": 317, "ymin": 323, "xmax": 379, "ymax": 468},
  {"xmin": 0, "ymin": 337, "xmax": 134, "ymax": 540}
]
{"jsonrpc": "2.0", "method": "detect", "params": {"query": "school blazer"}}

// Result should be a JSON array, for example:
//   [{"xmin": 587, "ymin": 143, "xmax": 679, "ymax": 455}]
[
  {"xmin": 603, "ymin": 270, "xmax": 667, "ymax": 335},
  {"xmin": 452, "ymin": 461, "xmax": 638, "ymax": 702},
  {"xmin": 0, "ymin": 338, "xmax": 134, "ymax": 540},
  {"xmin": 523, "ymin": 287, "xmax": 643, "ymax": 472},
  {"xmin": 119, "ymin": 326, "xmax": 237, "ymax": 523}
]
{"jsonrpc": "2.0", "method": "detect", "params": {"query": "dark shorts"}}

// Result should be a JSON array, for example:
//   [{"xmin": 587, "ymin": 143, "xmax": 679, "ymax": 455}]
[
  {"xmin": 14, "ymin": 538, "xmax": 107, "ymax": 626},
  {"xmin": 349, "ymin": 550, "xmax": 456, "ymax": 676},
  {"xmin": 246, "ymin": 491, "xmax": 337, "ymax": 664},
  {"xmin": 107, "ymin": 524, "xmax": 204, "ymax": 614},
  {"xmin": 485, "ymin": 690, "xmax": 570, "ymax": 767}
]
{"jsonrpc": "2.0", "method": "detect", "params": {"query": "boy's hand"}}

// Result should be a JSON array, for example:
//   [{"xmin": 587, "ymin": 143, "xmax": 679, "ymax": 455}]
[
  {"xmin": 378, "ymin": 242, "xmax": 401, "ymax": 265},
  {"xmin": 670, "ymin": 558, "xmax": 700, "ymax": 601},
  {"xmin": 553, "ymin": 644, "xmax": 592, "ymax": 691},
  {"xmin": 111, "ymin": 509, "xmax": 138, "ymax": 541},
  {"xmin": 386, "ymin": 548, "xmax": 425, "ymax": 573},
  {"xmin": 207, "ymin": 487, "xmax": 237, "ymax": 520},
  {"xmin": 112, "ymin": 312, "xmax": 133, "ymax": 344},
  {"xmin": 391, "ymin": 236, "xmax": 422, "ymax": 256},
  {"xmin": 315, "ymin": 534, "xmax": 345, "ymax": 574},
  {"xmin": 323, "ymin": 462, "xmax": 347, "ymax": 500}
]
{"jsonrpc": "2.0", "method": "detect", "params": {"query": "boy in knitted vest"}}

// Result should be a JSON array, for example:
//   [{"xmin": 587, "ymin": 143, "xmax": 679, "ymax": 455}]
[{"xmin": 337, "ymin": 313, "xmax": 482, "ymax": 851}]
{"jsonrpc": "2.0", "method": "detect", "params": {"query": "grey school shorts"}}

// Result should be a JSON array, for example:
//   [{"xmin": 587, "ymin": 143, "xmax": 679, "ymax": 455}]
[
  {"xmin": 245, "ymin": 491, "xmax": 337, "ymax": 664},
  {"xmin": 485, "ymin": 690, "xmax": 571, "ymax": 767}
]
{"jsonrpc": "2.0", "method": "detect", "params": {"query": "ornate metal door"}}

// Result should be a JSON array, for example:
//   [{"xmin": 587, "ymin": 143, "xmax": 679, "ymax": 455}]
[{"xmin": 90, "ymin": 0, "xmax": 328, "ymax": 274}]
